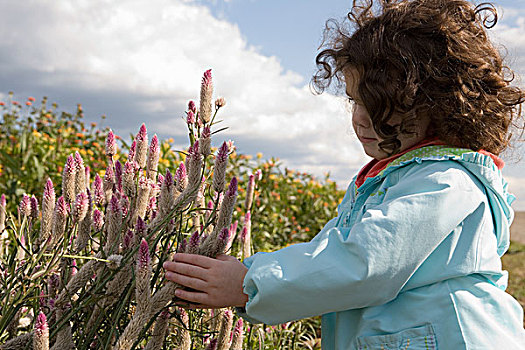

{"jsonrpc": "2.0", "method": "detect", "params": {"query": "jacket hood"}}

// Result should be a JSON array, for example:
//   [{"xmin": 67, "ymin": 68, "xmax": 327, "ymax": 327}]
[{"xmin": 373, "ymin": 145, "xmax": 515, "ymax": 256}]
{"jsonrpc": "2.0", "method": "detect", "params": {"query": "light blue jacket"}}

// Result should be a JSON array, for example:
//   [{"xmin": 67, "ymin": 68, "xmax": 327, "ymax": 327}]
[{"xmin": 239, "ymin": 146, "xmax": 525, "ymax": 349}]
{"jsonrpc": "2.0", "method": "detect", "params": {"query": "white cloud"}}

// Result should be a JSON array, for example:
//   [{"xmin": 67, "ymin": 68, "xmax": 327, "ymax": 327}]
[{"xmin": 0, "ymin": 0, "xmax": 524, "ymax": 209}]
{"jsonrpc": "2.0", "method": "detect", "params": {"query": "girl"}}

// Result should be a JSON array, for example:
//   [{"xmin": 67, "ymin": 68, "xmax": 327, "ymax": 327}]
[{"xmin": 163, "ymin": 0, "xmax": 525, "ymax": 348}]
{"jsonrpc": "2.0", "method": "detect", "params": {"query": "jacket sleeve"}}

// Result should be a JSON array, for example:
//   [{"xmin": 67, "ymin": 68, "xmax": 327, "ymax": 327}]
[{"xmin": 240, "ymin": 161, "xmax": 486, "ymax": 325}]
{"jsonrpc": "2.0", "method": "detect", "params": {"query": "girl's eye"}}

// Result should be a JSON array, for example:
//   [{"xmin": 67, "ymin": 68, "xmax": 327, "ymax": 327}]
[{"xmin": 347, "ymin": 97, "xmax": 354, "ymax": 103}]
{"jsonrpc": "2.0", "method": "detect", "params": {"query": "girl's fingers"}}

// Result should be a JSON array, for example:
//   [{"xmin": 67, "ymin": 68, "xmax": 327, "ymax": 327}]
[
  {"xmin": 165, "ymin": 272, "xmax": 207, "ymax": 291},
  {"xmin": 174, "ymin": 288, "xmax": 209, "ymax": 305},
  {"xmin": 171, "ymin": 253, "xmax": 215, "ymax": 268},
  {"xmin": 163, "ymin": 261, "xmax": 208, "ymax": 280}
]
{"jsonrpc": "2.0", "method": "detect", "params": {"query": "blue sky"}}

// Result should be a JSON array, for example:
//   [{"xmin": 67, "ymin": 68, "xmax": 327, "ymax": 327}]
[{"xmin": 1, "ymin": 0, "xmax": 524, "ymax": 208}]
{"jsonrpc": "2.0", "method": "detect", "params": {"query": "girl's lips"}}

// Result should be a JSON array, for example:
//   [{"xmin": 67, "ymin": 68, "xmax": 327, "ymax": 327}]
[{"xmin": 358, "ymin": 135, "xmax": 376, "ymax": 144}]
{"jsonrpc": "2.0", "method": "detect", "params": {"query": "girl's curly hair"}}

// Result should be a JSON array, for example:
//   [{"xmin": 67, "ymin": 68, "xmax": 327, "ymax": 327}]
[{"xmin": 312, "ymin": 0, "xmax": 525, "ymax": 155}]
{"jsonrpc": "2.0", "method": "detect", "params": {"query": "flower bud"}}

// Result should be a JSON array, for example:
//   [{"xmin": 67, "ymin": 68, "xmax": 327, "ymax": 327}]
[
  {"xmin": 92, "ymin": 174, "xmax": 104, "ymax": 206},
  {"xmin": 106, "ymin": 129, "xmax": 117, "ymax": 157},
  {"xmin": 62, "ymin": 155, "xmax": 77, "ymax": 203},
  {"xmin": 188, "ymin": 100, "xmax": 196, "ymax": 113},
  {"xmin": 186, "ymin": 110, "xmax": 195, "ymax": 125},
  {"xmin": 92, "ymin": 209, "xmax": 104, "ymax": 231},
  {"xmin": 30, "ymin": 195, "xmax": 39, "ymax": 220},
  {"xmin": 33, "ymin": 311, "xmax": 49, "ymax": 350},
  {"xmin": 73, "ymin": 192, "xmax": 89, "ymax": 222},
  {"xmin": 215, "ymin": 97, "xmax": 226, "ymax": 109},
  {"xmin": 134, "ymin": 123, "xmax": 148, "ymax": 168},
  {"xmin": 199, "ymin": 69, "xmax": 213, "ymax": 123},
  {"xmin": 19, "ymin": 194, "xmax": 31, "ymax": 218},
  {"xmin": 147, "ymin": 135, "xmax": 160, "ymax": 180}
]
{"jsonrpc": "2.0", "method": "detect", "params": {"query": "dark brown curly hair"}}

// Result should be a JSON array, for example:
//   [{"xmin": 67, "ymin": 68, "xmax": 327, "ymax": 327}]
[{"xmin": 312, "ymin": 0, "xmax": 525, "ymax": 155}]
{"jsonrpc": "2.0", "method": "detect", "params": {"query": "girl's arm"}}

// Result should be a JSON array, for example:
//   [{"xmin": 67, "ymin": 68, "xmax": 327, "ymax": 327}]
[{"xmin": 166, "ymin": 161, "xmax": 486, "ymax": 324}]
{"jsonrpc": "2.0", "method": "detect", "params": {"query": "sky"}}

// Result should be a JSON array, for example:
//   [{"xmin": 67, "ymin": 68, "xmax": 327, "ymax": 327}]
[{"xmin": 1, "ymin": 0, "xmax": 524, "ymax": 209}]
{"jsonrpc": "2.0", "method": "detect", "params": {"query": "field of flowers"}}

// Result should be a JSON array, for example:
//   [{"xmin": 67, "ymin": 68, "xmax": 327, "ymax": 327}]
[
  {"xmin": 0, "ymin": 72, "xmax": 344, "ymax": 350},
  {"xmin": 0, "ymin": 71, "xmax": 523, "ymax": 349}
]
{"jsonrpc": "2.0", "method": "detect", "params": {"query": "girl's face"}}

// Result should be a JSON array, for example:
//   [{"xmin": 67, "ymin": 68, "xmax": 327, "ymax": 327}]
[{"xmin": 344, "ymin": 68, "xmax": 430, "ymax": 160}]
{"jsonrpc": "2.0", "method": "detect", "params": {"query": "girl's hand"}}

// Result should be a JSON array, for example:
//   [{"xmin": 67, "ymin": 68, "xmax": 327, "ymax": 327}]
[{"xmin": 163, "ymin": 253, "xmax": 249, "ymax": 309}]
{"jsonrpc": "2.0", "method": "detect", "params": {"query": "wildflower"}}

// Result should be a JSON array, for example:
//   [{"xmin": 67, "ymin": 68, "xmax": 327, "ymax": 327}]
[
  {"xmin": 28, "ymin": 97, "xmax": 36, "ymax": 102},
  {"xmin": 158, "ymin": 169, "xmax": 175, "ymax": 216},
  {"xmin": 136, "ymin": 238, "xmax": 152, "ymax": 313},
  {"xmin": 72, "ymin": 192, "xmax": 89, "ymax": 223},
  {"xmin": 18, "ymin": 195, "xmax": 31, "ymax": 218},
  {"xmin": 215, "ymin": 97, "xmax": 226, "ymax": 109},
  {"xmin": 33, "ymin": 311, "xmax": 49, "ymax": 350},
  {"xmin": 217, "ymin": 309, "xmax": 233, "ymax": 350},
  {"xmin": 92, "ymin": 174, "xmax": 104, "ymax": 206},
  {"xmin": 74, "ymin": 152, "xmax": 86, "ymax": 195},
  {"xmin": 188, "ymin": 100, "xmax": 196, "ymax": 113},
  {"xmin": 226, "ymin": 140, "xmax": 235, "ymax": 153},
  {"xmin": 199, "ymin": 125, "xmax": 212, "ymax": 157},
  {"xmin": 187, "ymin": 231, "xmax": 200, "ymax": 254},
  {"xmin": 106, "ymin": 129, "xmax": 117, "ymax": 157},
  {"xmin": 178, "ymin": 237, "xmax": 188, "ymax": 253},
  {"xmin": 187, "ymin": 110, "xmax": 196, "ymax": 125},
  {"xmin": 62, "ymin": 155, "xmax": 77, "ymax": 203},
  {"xmin": 186, "ymin": 141, "xmax": 203, "ymax": 195},
  {"xmin": 231, "ymin": 319, "xmax": 244, "ymax": 350},
  {"xmin": 123, "ymin": 229, "xmax": 135, "ymax": 250},
  {"xmin": 26, "ymin": 101, "xmax": 32, "ymax": 106},
  {"xmin": 175, "ymin": 162, "xmax": 188, "ymax": 193},
  {"xmin": 212, "ymin": 142, "xmax": 229, "ymax": 193},
  {"xmin": 128, "ymin": 139, "xmax": 137, "ymax": 162},
  {"xmin": 30, "ymin": 195, "xmax": 39, "ymax": 220},
  {"xmin": 92, "ymin": 208, "xmax": 104, "ymax": 231},
  {"xmin": 200, "ymin": 69, "xmax": 213, "ymax": 123},
  {"xmin": 133, "ymin": 176, "xmax": 151, "ymax": 222},
  {"xmin": 122, "ymin": 161, "xmax": 136, "ymax": 197},
  {"xmin": 103, "ymin": 164, "xmax": 114, "ymax": 203},
  {"xmin": 134, "ymin": 123, "xmax": 148, "ymax": 168},
  {"xmin": 114, "ymin": 160, "xmax": 123, "ymax": 194},
  {"xmin": 104, "ymin": 195, "xmax": 122, "ymax": 254},
  {"xmin": 120, "ymin": 194, "xmax": 129, "ymax": 217},
  {"xmin": 147, "ymin": 134, "xmax": 160, "ymax": 180}
]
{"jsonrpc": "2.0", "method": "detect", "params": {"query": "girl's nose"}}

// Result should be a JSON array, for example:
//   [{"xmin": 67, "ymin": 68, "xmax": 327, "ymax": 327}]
[{"xmin": 352, "ymin": 104, "xmax": 372, "ymax": 128}]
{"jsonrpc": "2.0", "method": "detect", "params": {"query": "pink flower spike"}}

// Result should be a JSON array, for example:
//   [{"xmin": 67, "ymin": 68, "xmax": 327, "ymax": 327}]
[
  {"xmin": 177, "ymin": 238, "xmax": 187, "ymax": 253},
  {"xmin": 230, "ymin": 220, "xmax": 238, "ymax": 235},
  {"xmin": 186, "ymin": 110, "xmax": 195, "ymax": 124},
  {"xmin": 30, "ymin": 195, "xmax": 39, "ymax": 219},
  {"xmin": 135, "ymin": 216, "xmax": 147, "ymax": 237},
  {"xmin": 123, "ymin": 230, "xmax": 134, "ymax": 250},
  {"xmin": 35, "ymin": 311, "xmax": 48, "ymax": 333},
  {"xmin": 164, "ymin": 169, "xmax": 173, "ymax": 187},
  {"xmin": 188, "ymin": 100, "xmax": 196, "ymax": 113},
  {"xmin": 44, "ymin": 179, "xmax": 55, "ymax": 199},
  {"xmin": 138, "ymin": 238, "xmax": 150, "ymax": 269},
  {"xmin": 188, "ymin": 231, "xmax": 200, "ymax": 252},
  {"xmin": 110, "ymin": 194, "xmax": 120, "ymax": 213},
  {"xmin": 74, "ymin": 151, "xmax": 84, "ymax": 169},
  {"xmin": 137, "ymin": 123, "xmax": 147, "ymax": 141},
  {"xmin": 128, "ymin": 139, "xmax": 137, "ymax": 160},
  {"xmin": 73, "ymin": 192, "xmax": 89, "ymax": 222},
  {"xmin": 255, "ymin": 169, "xmax": 262, "ymax": 180},
  {"xmin": 157, "ymin": 173, "xmax": 164, "ymax": 186},
  {"xmin": 217, "ymin": 142, "xmax": 228, "ymax": 161},
  {"xmin": 150, "ymin": 135, "xmax": 159, "ymax": 154},
  {"xmin": 56, "ymin": 196, "xmax": 68, "ymax": 216},
  {"xmin": 93, "ymin": 174, "xmax": 104, "ymax": 205},
  {"xmin": 245, "ymin": 211, "xmax": 251, "ymax": 224},
  {"xmin": 218, "ymin": 227, "xmax": 230, "ymax": 244},
  {"xmin": 19, "ymin": 195, "xmax": 31, "ymax": 217},
  {"xmin": 106, "ymin": 129, "xmax": 117, "ymax": 156},
  {"xmin": 241, "ymin": 226, "xmax": 248, "ymax": 241},
  {"xmin": 226, "ymin": 177, "xmax": 238, "ymax": 197},
  {"xmin": 1, "ymin": 194, "xmax": 5, "ymax": 207},
  {"xmin": 92, "ymin": 209, "xmax": 104, "ymax": 231}
]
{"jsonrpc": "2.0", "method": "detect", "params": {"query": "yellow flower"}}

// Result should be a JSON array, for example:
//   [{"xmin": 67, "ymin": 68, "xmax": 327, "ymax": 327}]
[
  {"xmin": 168, "ymin": 138, "xmax": 174, "ymax": 143},
  {"xmin": 32, "ymin": 130, "xmax": 42, "ymax": 138},
  {"xmin": 256, "ymin": 152, "xmax": 263, "ymax": 159}
]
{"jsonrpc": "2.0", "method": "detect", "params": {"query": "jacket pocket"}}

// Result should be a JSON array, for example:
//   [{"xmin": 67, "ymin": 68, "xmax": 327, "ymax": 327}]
[{"xmin": 356, "ymin": 324, "xmax": 437, "ymax": 349}]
